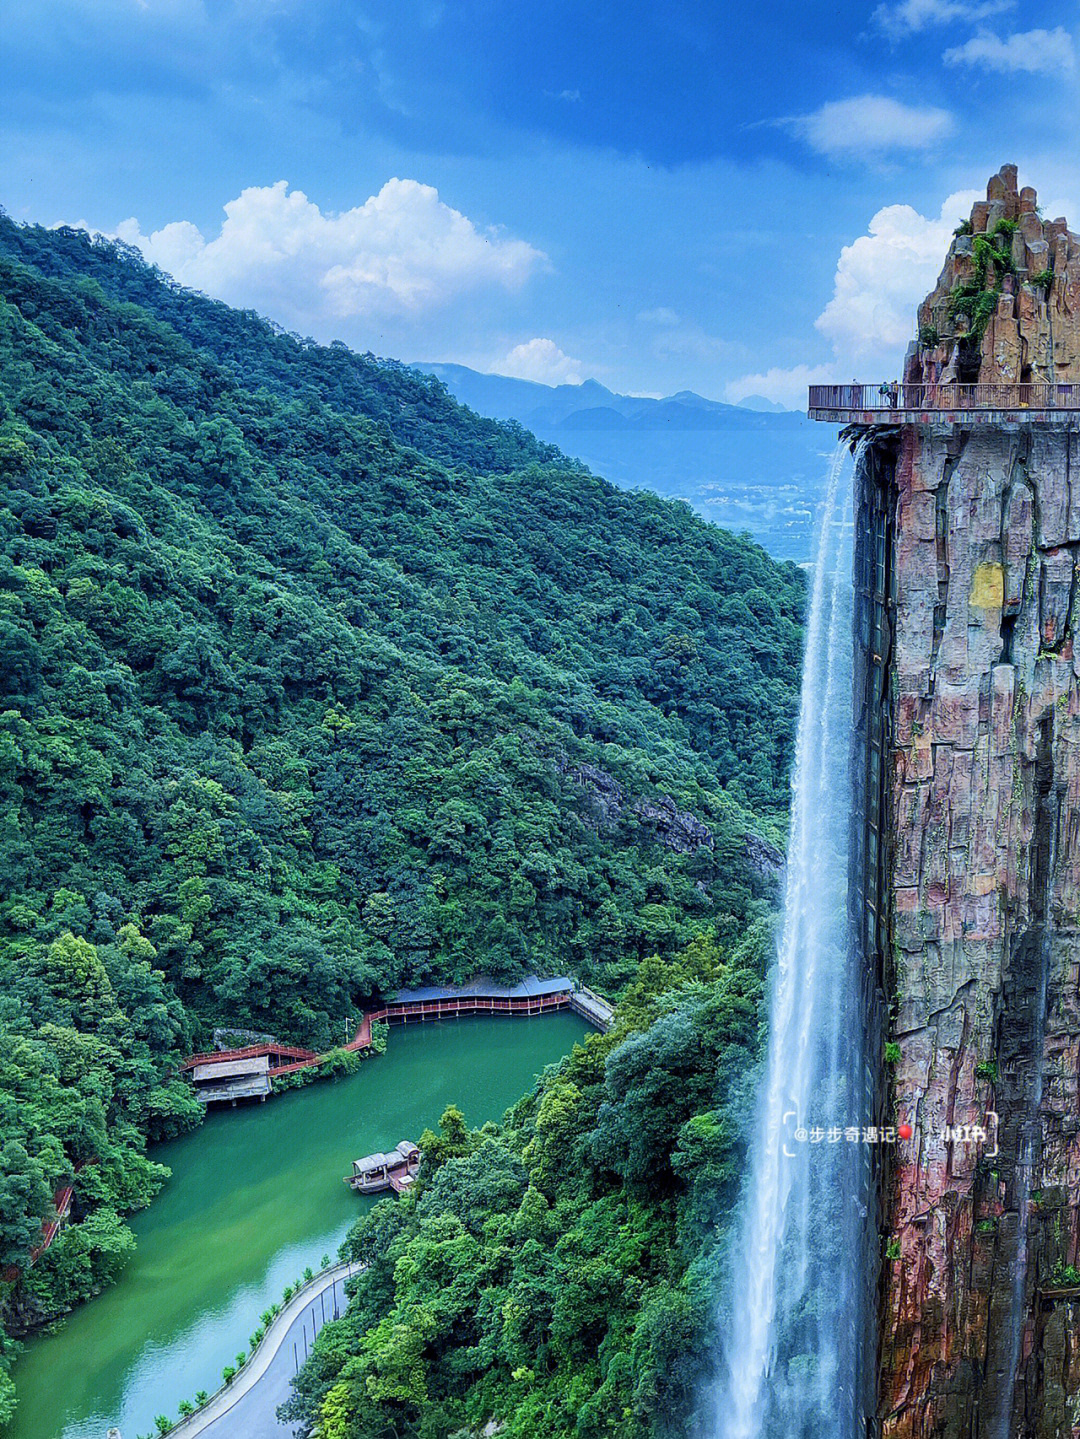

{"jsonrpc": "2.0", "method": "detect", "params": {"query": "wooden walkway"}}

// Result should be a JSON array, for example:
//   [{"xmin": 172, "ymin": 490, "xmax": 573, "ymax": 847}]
[
  {"xmin": 3, "ymin": 1178, "xmax": 78, "ymax": 1280},
  {"xmin": 179, "ymin": 1014, "xmax": 375, "ymax": 1081},
  {"xmin": 372, "ymin": 993, "xmax": 569, "ymax": 1023},
  {"xmin": 180, "ymin": 984, "xmax": 612, "ymax": 1094},
  {"xmin": 268, "ymin": 1014, "xmax": 375, "ymax": 1077},
  {"xmin": 32, "ymin": 1183, "xmax": 74, "ymax": 1261},
  {"xmin": 180, "ymin": 1040, "xmax": 322, "ymax": 1075}
]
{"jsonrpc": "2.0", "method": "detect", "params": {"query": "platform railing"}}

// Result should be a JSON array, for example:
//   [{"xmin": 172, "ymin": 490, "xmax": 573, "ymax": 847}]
[
  {"xmin": 180, "ymin": 1040, "xmax": 318, "ymax": 1071},
  {"xmin": 808, "ymin": 382, "xmax": 1080, "ymax": 414}
]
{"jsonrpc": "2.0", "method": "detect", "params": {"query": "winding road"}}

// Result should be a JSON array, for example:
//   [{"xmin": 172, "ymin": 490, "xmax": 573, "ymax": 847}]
[{"xmin": 168, "ymin": 1263, "xmax": 355, "ymax": 1438}]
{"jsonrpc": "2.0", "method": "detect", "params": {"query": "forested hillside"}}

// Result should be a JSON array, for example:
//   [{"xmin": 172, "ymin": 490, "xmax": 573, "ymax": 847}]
[
  {"xmin": 285, "ymin": 931, "xmax": 767, "ymax": 1439},
  {"xmin": 0, "ymin": 214, "xmax": 803, "ymax": 1429}
]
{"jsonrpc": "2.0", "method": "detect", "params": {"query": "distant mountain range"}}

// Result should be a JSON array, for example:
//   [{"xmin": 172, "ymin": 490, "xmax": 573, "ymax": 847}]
[
  {"xmin": 414, "ymin": 362, "xmax": 835, "ymax": 562},
  {"xmin": 416, "ymin": 364, "xmax": 806, "ymax": 431},
  {"xmin": 736, "ymin": 394, "xmax": 790, "ymax": 414}
]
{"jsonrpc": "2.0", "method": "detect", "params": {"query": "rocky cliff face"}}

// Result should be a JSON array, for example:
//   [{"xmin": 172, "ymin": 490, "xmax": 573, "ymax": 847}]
[
  {"xmin": 912, "ymin": 164, "xmax": 1080, "ymax": 390},
  {"xmin": 873, "ymin": 170, "xmax": 1080, "ymax": 1438}
]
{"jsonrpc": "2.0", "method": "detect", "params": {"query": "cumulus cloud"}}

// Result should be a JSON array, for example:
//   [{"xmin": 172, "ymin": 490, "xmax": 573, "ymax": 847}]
[
  {"xmin": 814, "ymin": 190, "xmax": 981, "ymax": 355},
  {"xmin": 111, "ymin": 179, "xmax": 546, "ymax": 325},
  {"xmin": 726, "ymin": 188, "xmax": 982, "ymax": 406},
  {"xmin": 497, "ymin": 338, "xmax": 583, "ymax": 385},
  {"xmin": 725, "ymin": 364, "xmax": 839, "ymax": 410},
  {"xmin": 793, "ymin": 95, "xmax": 953, "ymax": 157},
  {"xmin": 874, "ymin": 0, "xmax": 1013, "ymax": 37},
  {"xmin": 943, "ymin": 26, "xmax": 1075, "ymax": 73}
]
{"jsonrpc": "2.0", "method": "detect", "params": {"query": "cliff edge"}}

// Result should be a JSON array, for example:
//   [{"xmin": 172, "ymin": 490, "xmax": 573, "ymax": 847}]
[{"xmin": 875, "ymin": 168, "xmax": 1080, "ymax": 1439}]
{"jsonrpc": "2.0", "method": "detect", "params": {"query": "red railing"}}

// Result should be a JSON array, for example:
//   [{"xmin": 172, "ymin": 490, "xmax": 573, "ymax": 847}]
[
  {"xmin": 181, "ymin": 995, "xmax": 573, "ymax": 1088},
  {"xmin": 31, "ymin": 1184, "xmax": 74, "ymax": 1262},
  {"xmin": 180, "ymin": 1041, "xmax": 318, "ymax": 1072},
  {"xmin": 185, "ymin": 1017, "xmax": 379, "ymax": 1081},
  {"xmin": 270, "ymin": 1058, "xmax": 325, "ymax": 1076},
  {"xmin": 4, "ymin": 1178, "xmax": 80, "ymax": 1280},
  {"xmin": 808, "ymin": 382, "xmax": 1080, "ymax": 414},
  {"xmin": 378, "ymin": 994, "xmax": 569, "ymax": 1022}
]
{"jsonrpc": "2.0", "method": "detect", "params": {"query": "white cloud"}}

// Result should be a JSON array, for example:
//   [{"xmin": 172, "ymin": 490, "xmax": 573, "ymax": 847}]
[
  {"xmin": 794, "ymin": 95, "xmax": 954, "ymax": 157},
  {"xmin": 110, "ymin": 179, "xmax": 546, "ymax": 325},
  {"xmin": 874, "ymin": 0, "xmax": 1013, "ymax": 37},
  {"xmin": 726, "ymin": 187, "xmax": 983, "ymax": 404},
  {"xmin": 725, "ymin": 364, "xmax": 839, "ymax": 410},
  {"xmin": 814, "ymin": 189, "xmax": 981, "ymax": 355},
  {"xmin": 635, "ymin": 306, "xmax": 734, "ymax": 362},
  {"xmin": 496, "ymin": 338, "xmax": 583, "ymax": 385},
  {"xmin": 943, "ymin": 27, "xmax": 1075, "ymax": 73},
  {"xmin": 637, "ymin": 306, "xmax": 680, "ymax": 325}
]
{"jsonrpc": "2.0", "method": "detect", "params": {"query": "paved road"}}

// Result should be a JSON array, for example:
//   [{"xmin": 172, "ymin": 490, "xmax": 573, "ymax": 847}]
[{"xmin": 171, "ymin": 1265, "xmax": 354, "ymax": 1439}]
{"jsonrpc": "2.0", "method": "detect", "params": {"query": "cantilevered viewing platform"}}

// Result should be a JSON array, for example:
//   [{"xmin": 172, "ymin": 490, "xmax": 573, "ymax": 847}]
[{"xmin": 808, "ymin": 383, "xmax": 1080, "ymax": 427}]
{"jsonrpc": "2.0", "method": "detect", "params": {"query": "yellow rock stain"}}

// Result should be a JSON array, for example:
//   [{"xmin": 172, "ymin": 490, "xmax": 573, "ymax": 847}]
[{"xmin": 970, "ymin": 562, "xmax": 1004, "ymax": 609}]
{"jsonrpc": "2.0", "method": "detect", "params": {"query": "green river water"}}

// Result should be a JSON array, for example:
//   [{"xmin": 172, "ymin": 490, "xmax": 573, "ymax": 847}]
[{"xmin": 8, "ymin": 1013, "xmax": 590, "ymax": 1439}]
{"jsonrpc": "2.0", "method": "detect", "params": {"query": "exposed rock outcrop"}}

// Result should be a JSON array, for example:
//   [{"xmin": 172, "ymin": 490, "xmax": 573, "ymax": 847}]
[
  {"xmin": 912, "ymin": 164, "xmax": 1080, "ymax": 390},
  {"xmin": 212, "ymin": 1026, "xmax": 277, "ymax": 1051},
  {"xmin": 560, "ymin": 759, "xmax": 715, "ymax": 853},
  {"xmin": 744, "ymin": 829, "xmax": 783, "ymax": 880},
  {"xmin": 876, "ymin": 424, "xmax": 1080, "ymax": 1438},
  {"xmin": 868, "ymin": 168, "xmax": 1080, "ymax": 1439}
]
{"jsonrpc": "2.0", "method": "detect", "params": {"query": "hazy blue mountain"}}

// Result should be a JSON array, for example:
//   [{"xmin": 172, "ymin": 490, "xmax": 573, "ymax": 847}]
[
  {"xmin": 415, "ymin": 362, "xmax": 835, "ymax": 561},
  {"xmin": 736, "ymin": 394, "xmax": 791, "ymax": 414}
]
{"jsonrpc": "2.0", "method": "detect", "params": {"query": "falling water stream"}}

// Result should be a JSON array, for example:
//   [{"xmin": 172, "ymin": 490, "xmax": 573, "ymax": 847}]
[{"xmin": 711, "ymin": 444, "xmax": 871, "ymax": 1439}]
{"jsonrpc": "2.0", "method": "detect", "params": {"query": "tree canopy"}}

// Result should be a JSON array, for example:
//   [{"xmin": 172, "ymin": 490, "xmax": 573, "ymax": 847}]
[
  {"xmin": 0, "ymin": 212, "xmax": 802, "ymax": 1430},
  {"xmin": 283, "ymin": 929, "xmax": 771, "ymax": 1439}
]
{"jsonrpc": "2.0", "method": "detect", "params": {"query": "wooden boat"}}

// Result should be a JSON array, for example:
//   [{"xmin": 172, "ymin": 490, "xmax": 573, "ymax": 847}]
[{"xmin": 345, "ymin": 1140, "xmax": 421, "ymax": 1194}]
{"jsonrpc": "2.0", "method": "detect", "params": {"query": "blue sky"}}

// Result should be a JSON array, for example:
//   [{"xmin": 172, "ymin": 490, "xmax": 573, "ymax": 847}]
[{"xmin": 3, "ymin": 0, "xmax": 1078, "ymax": 404}]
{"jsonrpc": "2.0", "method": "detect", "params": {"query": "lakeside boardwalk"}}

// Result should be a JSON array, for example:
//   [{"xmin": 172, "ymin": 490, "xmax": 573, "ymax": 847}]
[{"xmin": 180, "ymin": 977, "xmax": 614, "ymax": 1103}]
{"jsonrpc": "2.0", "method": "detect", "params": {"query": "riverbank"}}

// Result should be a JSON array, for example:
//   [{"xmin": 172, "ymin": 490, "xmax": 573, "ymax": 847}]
[
  {"xmin": 7, "ymin": 1014, "xmax": 592, "ymax": 1439},
  {"xmin": 181, "ymin": 978, "xmax": 611, "ymax": 1107},
  {"xmin": 168, "ymin": 1262, "xmax": 354, "ymax": 1438}
]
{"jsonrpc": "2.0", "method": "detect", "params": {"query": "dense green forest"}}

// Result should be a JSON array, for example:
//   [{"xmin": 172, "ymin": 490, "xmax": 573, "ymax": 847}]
[
  {"xmin": 284, "ymin": 929, "xmax": 767, "ymax": 1439},
  {"xmin": 0, "ymin": 212, "xmax": 803, "ymax": 1429}
]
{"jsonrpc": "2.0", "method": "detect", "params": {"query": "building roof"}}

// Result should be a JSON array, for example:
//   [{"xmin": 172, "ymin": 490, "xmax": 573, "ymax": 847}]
[
  {"xmin": 354, "ymin": 1142, "xmax": 420, "ymax": 1175},
  {"xmin": 195, "ymin": 1074, "xmax": 272, "ymax": 1102},
  {"xmin": 392, "ymin": 974, "xmax": 573, "ymax": 1004},
  {"xmin": 191, "ymin": 1055, "xmax": 270, "ymax": 1081}
]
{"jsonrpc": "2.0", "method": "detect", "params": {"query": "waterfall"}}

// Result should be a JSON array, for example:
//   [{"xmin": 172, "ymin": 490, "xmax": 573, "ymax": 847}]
[{"xmin": 710, "ymin": 443, "xmax": 871, "ymax": 1439}]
